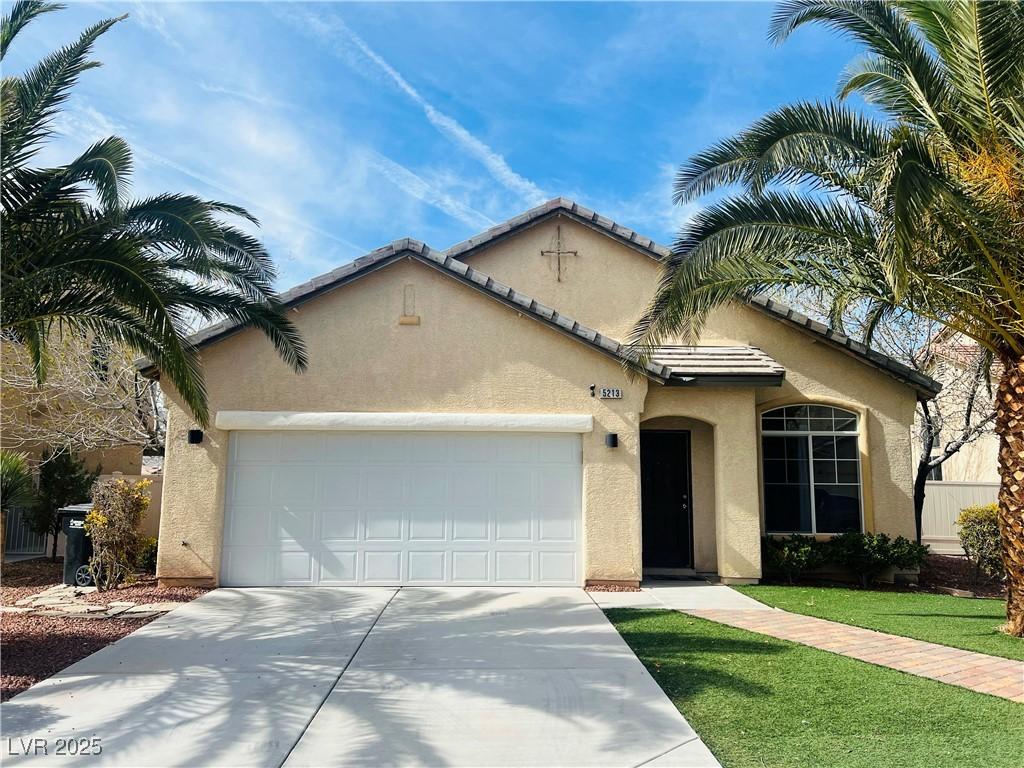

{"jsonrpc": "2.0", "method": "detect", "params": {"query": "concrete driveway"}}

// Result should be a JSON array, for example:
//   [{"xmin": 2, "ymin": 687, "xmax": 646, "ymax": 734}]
[{"xmin": 1, "ymin": 588, "xmax": 718, "ymax": 767}]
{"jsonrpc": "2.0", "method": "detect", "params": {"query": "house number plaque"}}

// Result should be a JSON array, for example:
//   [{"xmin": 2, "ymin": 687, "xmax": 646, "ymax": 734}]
[{"xmin": 599, "ymin": 387, "xmax": 622, "ymax": 399}]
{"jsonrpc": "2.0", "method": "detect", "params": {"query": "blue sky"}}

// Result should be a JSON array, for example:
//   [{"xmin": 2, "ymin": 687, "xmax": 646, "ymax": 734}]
[{"xmin": 8, "ymin": 1, "xmax": 860, "ymax": 289}]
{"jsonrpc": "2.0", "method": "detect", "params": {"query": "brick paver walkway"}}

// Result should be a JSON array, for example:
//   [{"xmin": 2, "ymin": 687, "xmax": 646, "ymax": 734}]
[{"xmin": 687, "ymin": 608, "xmax": 1024, "ymax": 703}]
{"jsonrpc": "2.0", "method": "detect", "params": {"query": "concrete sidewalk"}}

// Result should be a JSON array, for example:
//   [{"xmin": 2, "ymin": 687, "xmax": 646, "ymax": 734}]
[{"xmin": 587, "ymin": 580, "xmax": 772, "ymax": 611}]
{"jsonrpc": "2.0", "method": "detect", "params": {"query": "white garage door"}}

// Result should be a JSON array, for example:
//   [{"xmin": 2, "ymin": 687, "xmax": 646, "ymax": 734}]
[{"xmin": 220, "ymin": 431, "xmax": 582, "ymax": 586}]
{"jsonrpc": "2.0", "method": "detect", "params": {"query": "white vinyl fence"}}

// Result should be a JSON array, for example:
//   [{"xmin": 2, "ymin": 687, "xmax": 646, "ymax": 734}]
[{"xmin": 922, "ymin": 481, "xmax": 999, "ymax": 555}]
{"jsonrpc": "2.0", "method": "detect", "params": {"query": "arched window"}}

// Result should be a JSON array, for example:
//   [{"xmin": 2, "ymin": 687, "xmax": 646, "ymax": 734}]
[{"xmin": 761, "ymin": 405, "xmax": 862, "ymax": 534}]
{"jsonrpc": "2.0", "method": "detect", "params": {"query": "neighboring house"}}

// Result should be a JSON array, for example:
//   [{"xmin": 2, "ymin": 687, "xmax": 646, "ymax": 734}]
[
  {"xmin": 143, "ymin": 199, "xmax": 939, "ymax": 588},
  {"xmin": 916, "ymin": 331, "xmax": 999, "ymax": 483}
]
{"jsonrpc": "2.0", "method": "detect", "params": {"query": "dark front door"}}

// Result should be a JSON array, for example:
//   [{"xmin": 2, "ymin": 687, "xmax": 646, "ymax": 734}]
[{"xmin": 641, "ymin": 431, "xmax": 693, "ymax": 569}]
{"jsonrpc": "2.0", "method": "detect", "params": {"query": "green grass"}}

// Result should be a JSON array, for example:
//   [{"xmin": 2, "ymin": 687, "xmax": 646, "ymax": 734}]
[
  {"xmin": 608, "ymin": 609, "xmax": 1023, "ymax": 768},
  {"xmin": 733, "ymin": 585, "xmax": 1022, "ymax": 660}
]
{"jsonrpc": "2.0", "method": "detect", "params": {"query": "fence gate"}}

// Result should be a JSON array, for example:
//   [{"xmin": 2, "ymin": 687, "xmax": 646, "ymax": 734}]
[{"xmin": 3, "ymin": 507, "xmax": 46, "ymax": 557}]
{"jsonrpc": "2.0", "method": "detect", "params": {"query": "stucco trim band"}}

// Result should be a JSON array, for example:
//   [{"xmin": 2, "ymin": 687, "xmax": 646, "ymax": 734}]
[{"xmin": 214, "ymin": 411, "xmax": 595, "ymax": 433}]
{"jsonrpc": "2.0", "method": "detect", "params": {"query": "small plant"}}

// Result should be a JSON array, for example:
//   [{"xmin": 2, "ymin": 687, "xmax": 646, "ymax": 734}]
[
  {"xmin": 827, "ymin": 532, "xmax": 895, "ymax": 587},
  {"xmin": 137, "ymin": 536, "xmax": 158, "ymax": 573},
  {"xmin": 85, "ymin": 478, "xmax": 150, "ymax": 590},
  {"xmin": 957, "ymin": 504, "xmax": 1003, "ymax": 582},
  {"xmin": 1, "ymin": 450, "xmax": 35, "ymax": 563},
  {"xmin": 762, "ymin": 535, "xmax": 827, "ymax": 584},
  {"xmin": 889, "ymin": 536, "xmax": 930, "ymax": 571}
]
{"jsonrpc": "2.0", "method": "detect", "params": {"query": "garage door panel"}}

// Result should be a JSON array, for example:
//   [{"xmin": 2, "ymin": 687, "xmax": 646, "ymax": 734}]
[
  {"xmin": 539, "ymin": 552, "xmax": 576, "ymax": 582},
  {"xmin": 495, "ymin": 551, "xmax": 532, "ymax": 582},
  {"xmin": 225, "ymin": 504, "xmax": 273, "ymax": 546},
  {"xmin": 221, "ymin": 431, "xmax": 581, "ymax": 586},
  {"xmin": 408, "ymin": 551, "xmax": 446, "ymax": 582},
  {"xmin": 276, "ymin": 505, "xmax": 316, "ymax": 541},
  {"xmin": 406, "ymin": 468, "xmax": 447, "ymax": 505},
  {"xmin": 229, "ymin": 467, "xmax": 272, "ymax": 506},
  {"xmin": 363, "ymin": 551, "xmax": 402, "ymax": 582},
  {"xmin": 272, "ymin": 466, "xmax": 317, "ymax": 504},
  {"xmin": 320, "ymin": 468, "xmax": 361, "ymax": 505},
  {"xmin": 451, "ymin": 551, "xmax": 489, "ymax": 582},
  {"xmin": 409, "ymin": 507, "xmax": 445, "ymax": 540},
  {"xmin": 318, "ymin": 549, "xmax": 357, "ymax": 583},
  {"xmin": 232, "ymin": 432, "xmax": 278, "ymax": 463},
  {"xmin": 277, "ymin": 550, "xmax": 315, "ymax": 584},
  {"xmin": 320, "ymin": 507, "xmax": 359, "ymax": 540},
  {"xmin": 278, "ymin": 433, "xmax": 324, "ymax": 462}
]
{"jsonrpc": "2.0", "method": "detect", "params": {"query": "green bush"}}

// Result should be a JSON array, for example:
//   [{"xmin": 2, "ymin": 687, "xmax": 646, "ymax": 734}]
[
  {"xmin": 889, "ymin": 536, "xmax": 930, "ymax": 571},
  {"xmin": 826, "ymin": 532, "xmax": 928, "ymax": 587},
  {"xmin": 762, "ymin": 535, "xmax": 828, "ymax": 584},
  {"xmin": 85, "ymin": 478, "xmax": 150, "ymax": 590},
  {"xmin": 957, "ymin": 504, "xmax": 1003, "ymax": 581},
  {"xmin": 137, "ymin": 536, "xmax": 158, "ymax": 573}
]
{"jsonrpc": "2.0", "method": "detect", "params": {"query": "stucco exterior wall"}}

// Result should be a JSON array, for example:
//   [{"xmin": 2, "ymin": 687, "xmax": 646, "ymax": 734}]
[
  {"xmin": 642, "ymin": 388, "xmax": 762, "ymax": 579},
  {"xmin": 462, "ymin": 217, "xmax": 662, "ymax": 342},
  {"xmin": 158, "ymin": 257, "xmax": 649, "ymax": 584},
  {"xmin": 703, "ymin": 305, "xmax": 919, "ymax": 539}
]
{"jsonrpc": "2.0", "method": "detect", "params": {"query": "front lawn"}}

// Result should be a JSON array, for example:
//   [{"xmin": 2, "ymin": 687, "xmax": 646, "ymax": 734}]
[
  {"xmin": 734, "ymin": 585, "xmax": 1022, "ymax": 660},
  {"xmin": 608, "ymin": 609, "xmax": 1023, "ymax": 768}
]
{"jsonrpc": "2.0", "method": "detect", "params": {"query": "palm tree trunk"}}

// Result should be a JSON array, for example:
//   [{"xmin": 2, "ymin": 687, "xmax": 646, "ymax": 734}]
[{"xmin": 996, "ymin": 354, "xmax": 1024, "ymax": 637}]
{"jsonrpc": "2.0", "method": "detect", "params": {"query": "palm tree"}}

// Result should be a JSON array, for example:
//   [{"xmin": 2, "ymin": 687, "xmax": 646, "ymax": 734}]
[
  {"xmin": 0, "ymin": 450, "xmax": 35, "ymax": 562},
  {"xmin": 1, "ymin": 1, "xmax": 307, "ymax": 427},
  {"xmin": 631, "ymin": 0, "xmax": 1024, "ymax": 634}
]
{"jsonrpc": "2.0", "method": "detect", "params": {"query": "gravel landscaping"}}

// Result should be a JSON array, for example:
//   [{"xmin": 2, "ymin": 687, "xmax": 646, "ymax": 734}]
[{"xmin": 1, "ymin": 558, "xmax": 209, "ymax": 701}]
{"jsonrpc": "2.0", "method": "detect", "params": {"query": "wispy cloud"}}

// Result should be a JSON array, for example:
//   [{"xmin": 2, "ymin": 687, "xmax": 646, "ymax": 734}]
[
  {"xmin": 54, "ymin": 103, "xmax": 368, "ymax": 261},
  {"xmin": 294, "ymin": 9, "xmax": 547, "ymax": 207},
  {"xmin": 198, "ymin": 81, "xmax": 286, "ymax": 109},
  {"xmin": 367, "ymin": 151, "xmax": 495, "ymax": 231}
]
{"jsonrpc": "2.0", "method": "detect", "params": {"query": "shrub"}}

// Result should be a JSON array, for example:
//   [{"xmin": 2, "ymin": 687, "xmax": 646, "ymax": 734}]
[
  {"xmin": 762, "ymin": 535, "xmax": 828, "ymax": 584},
  {"xmin": 85, "ymin": 478, "xmax": 150, "ymax": 590},
  {"xmin": 137, "ymin": 536, "xmax": 158, "ymax": 573},
  {"xmin": 827, "ymin": 532, "xmax": 896, "ymax": 587},
  {"xmin": 957, "ymin": 504, "xmax": 1003, "ymax": 582},
  {"xmin": 889, "ymin": 536, "xmax": 930, "ymax": 571}
]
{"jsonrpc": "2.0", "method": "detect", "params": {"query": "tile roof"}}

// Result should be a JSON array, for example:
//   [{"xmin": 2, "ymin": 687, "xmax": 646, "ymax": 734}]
[
  {"xmin": 744, "ymin": 296, "xmax": 941, "ymax": 396},
  {"xmin": 139, "ymin": 197, "xmax": 938, "ymax": 397},
  {"xmin": 448, "ymin": 197, "xmax": 939, "ymax": 397},
  {"xmin": 649, "ymin": 346, "xmax": 786, "ymax": 386},
  {"xmin": 136, "ymin": 239, "xmax": 673, "ymax": 381}
]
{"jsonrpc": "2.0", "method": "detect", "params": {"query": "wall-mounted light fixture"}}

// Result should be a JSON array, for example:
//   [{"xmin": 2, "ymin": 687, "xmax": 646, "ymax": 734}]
[
  {"xmin": 605, "ymin": 433, "xmax": 619, "ymax": 448},
  {"xmin": 187, "ymin": 429, "xmax": 204, "ymax": 445}
]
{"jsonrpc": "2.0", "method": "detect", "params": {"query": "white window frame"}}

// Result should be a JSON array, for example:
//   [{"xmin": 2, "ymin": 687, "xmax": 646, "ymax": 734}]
[{"xmin": 761, "ymin": 406, "xmax": 865, "ymax": 535}]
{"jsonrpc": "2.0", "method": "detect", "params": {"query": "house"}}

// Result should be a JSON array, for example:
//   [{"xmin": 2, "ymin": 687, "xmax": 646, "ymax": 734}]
[
  {"xmin": 916, "ymin": 330, "xmax": 998, "ymax": 483},
  {"xmin": 145, "ymin": 199, "xmax": 939, "ymax": 588}
]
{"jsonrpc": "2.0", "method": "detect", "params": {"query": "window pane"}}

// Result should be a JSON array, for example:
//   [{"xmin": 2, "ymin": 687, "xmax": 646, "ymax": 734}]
[
  {"xmin": 834, "ymin": 416, "xmax": 857, "ymax": 432},
  {"xmin": 763, "ymin": 436, "xmax": 786, "ymax": 459},
  {"xmin": 833, "ymin": 408, "xmax": 857, "ymax": 422},
  {"xmin": 785, "ymin": 405, "xmax": 809, "ymax": 418},
  {"xmin": 809, "ymin": 418, "xmax": 834, "ymax": 431},
  {"xmin": 813, "ymin": 460, "xmax": 836, "ymax": 483},
  {"xmin": 763, "ymin": 459, "xmax": 787, "ymax": 483},
  {"xmin": 762, "ymin": 417, "xmax": 785, "ymax": 432},
  {"xmin": 814, "ymin": 485, "xmax": 860, "ymax": 533},
  {"xmin": 812, "ymin": 436, "xmax": 836, "ymax": 459},
  {"xmin": 836, "ymin": 460, "xmax": 859, "ymax": 483},
  {"xmin": 785, "ymin": 437, "xmax": 808, "ymax": 462},
  {"xmin": 787, "ymin": 460, "xmax": 810, "ymax": 483},
  {"xmin": 808, "ymin": 405, "xmax": 833, "ymax": 419},
  {"xmin": 765, "ymin": 483, "xmax": 812, "ymax": 533},
  {"xmin": 835, "ymin": 436, "xmax": 858, "ymax": 459}
]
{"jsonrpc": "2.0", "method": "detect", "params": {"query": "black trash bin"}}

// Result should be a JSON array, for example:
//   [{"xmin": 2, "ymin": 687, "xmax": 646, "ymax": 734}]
[{"xmin": 59, "ymin": 504, "xmax": 94, "ymax": 587}]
